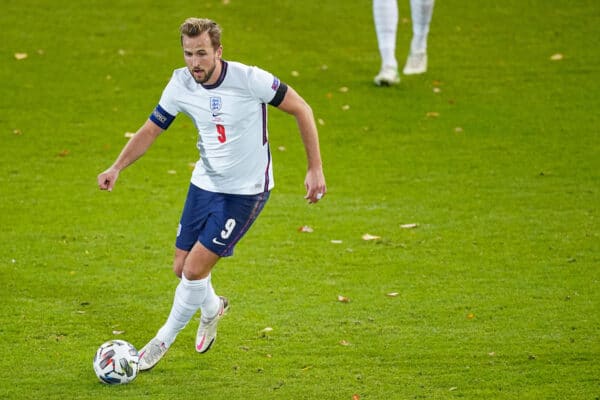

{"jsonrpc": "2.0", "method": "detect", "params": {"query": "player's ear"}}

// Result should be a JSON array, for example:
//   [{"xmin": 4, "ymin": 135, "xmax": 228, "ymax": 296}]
[{"xmin": 216, "ymin": 45, "xmax": 223, "ymax": 59}]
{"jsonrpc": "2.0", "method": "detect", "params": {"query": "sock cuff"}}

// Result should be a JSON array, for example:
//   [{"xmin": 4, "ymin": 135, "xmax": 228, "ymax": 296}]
[{"xmin": 181, "ymin": 273, "xmax": 209, "ymax": 289}]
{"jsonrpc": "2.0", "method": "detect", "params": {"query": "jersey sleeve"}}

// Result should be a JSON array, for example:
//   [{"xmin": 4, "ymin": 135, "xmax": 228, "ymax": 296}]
[
  {"xmin": 247, "ymin": 66, "xmax": 288, "ymax": 106},
  {"xmin": 148, "ymin": 73, "xmax": 180, "ymax": 130}
]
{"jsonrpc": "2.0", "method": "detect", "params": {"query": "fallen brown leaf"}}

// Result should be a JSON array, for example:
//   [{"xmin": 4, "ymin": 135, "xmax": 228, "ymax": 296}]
[
  {"xmin": 260, "ymin": 327, "xmax": 273, "ymax": 337},
  {"xmin": 400, "ymin": 223, "xmax": 418, "ymax": 229},
  {"xmin": 362, "ymin": 233, "xmax": 380, "ymax": 241},
  {"xmin": 337, "ymin": 295, "xmax": 350, "ymax": 303}
]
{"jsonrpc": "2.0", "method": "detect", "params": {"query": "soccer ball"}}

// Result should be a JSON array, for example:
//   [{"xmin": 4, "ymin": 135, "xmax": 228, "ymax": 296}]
[{"xmin": 93, "ymin": 339, "xmax": 139, "ymax": 384}]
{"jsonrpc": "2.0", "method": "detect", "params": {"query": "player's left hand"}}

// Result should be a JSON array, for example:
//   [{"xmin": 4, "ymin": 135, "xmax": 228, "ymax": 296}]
[{"xmin": 304, "ymin": 167, "xmax": 327, "ymax": 204}]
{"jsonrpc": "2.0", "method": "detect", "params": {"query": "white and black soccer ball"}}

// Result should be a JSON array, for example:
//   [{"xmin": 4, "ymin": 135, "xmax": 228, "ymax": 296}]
[{"xmin": 93, "ymin": 339, "xmax": 139, "ymax": 384}]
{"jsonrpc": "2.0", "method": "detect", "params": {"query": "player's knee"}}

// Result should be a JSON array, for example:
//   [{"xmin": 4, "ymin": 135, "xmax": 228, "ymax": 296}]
[
  {"xmin": 173, "ymin": 264, "xmax": 183, "ymax": 278},
  {"xmin": 172, "ymin": 258, "xmax": 185, "ymax": 278},
  {"xmin": 173, "ymin": 248, "xmax": 189, "ymax": 278}
]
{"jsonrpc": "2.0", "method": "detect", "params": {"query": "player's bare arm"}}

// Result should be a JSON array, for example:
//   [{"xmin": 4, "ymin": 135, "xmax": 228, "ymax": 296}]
[
  {"xmin": 97, "ymin": 119, "xmax": 164, "ymax": 191},
  {"xmin": 277, "ymin": 85, "xmax": 327, "ymax": 203}
]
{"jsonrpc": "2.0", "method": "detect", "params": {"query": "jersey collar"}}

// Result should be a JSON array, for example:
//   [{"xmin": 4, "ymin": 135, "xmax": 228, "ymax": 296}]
[{"xmin": 202, "ymin": 60, "xmax": 228, "ymax": 90}]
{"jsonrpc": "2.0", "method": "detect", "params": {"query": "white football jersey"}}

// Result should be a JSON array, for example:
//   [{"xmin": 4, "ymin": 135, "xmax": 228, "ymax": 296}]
[{"xmin": 150, "ymin": 61, "xmax": 286, "ymax": 195}]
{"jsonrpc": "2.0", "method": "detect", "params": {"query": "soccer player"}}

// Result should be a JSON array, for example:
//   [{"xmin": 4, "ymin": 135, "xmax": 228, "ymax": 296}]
[
  {"xmin": 373, "ymin": 0, "xmax": 435, "ymax": 86},
  {"xmin": 97, "ymin": 18, "xmax": 326, "ymax": 371}
]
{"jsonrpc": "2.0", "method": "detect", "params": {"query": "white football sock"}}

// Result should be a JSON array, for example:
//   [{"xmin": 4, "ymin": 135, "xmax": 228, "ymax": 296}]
[
  {"xmin": 156, "ymin": 273, "xmax": 208, "ymax": 346},
  {"xmin": 409, "ymin": 0, "xmax": 434, "ymax": 54},
  {"xmin": 200, "ymin": 273, "xmax": 221, "ymax": 320},
  {"xmin": 373, "ymin": 0, "xmax": 399, "ymax": 69}
]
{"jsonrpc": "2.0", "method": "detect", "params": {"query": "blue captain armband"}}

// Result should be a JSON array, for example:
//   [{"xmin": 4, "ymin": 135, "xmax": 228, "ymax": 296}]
[{"xmin": 149, "ymin": 104, "xmax": 175, "ymax": 130}]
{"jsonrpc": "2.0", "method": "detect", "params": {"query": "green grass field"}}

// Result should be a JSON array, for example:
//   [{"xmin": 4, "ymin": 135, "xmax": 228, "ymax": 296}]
[{"xmin": 1, "ymin": 0, "xmax": 598, "ymax": 398}]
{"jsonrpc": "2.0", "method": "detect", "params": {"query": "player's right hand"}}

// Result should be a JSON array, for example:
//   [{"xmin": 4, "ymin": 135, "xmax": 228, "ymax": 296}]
[{"xmin": 97, "ymin": 167, "xmax": 120, "ymax": 191}]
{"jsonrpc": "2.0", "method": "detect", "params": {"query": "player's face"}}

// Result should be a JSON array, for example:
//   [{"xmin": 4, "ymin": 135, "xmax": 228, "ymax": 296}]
[{"xmin": 182, "ymin": 32, "xmax": 222, "ymax": 85}]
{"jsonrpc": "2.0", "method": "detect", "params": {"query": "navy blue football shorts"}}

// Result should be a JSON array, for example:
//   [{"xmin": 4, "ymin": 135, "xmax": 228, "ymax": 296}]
[{"xmin": 176, "ymin": 183, "xmax": 270, "ymax": 257}]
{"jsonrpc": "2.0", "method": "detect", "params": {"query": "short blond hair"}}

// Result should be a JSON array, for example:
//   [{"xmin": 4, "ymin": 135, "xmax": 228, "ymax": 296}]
[{"xmin": 179, "ymin": 18, "xmax": 221, "ymax": 49}]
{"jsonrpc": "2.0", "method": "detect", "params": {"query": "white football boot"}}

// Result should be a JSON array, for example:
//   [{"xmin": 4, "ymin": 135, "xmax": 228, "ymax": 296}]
[
  {"xmin": 196, "ymin": 296, "xmax": 229, "ymax": 353},
  {"xmin": 138, "ymin": 338, "xmax": 169, "ymax": 371},
  {"xmin": 403, "ymin": 53, "xmax": 428, "ymax": 75},
  {"xmin": 374, "ymin": 65, "xmax": 400, "ymax": 86}
]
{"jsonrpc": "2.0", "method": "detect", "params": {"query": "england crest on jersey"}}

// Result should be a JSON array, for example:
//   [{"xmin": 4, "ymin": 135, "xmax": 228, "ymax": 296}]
[{"xmin": 210, "ymin": 97, "xmax": 222, "ymax": 116}]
